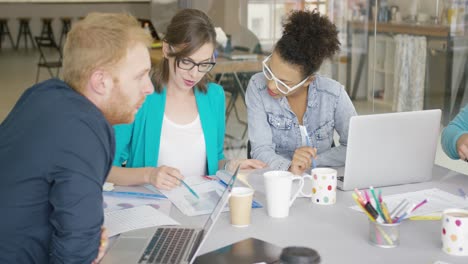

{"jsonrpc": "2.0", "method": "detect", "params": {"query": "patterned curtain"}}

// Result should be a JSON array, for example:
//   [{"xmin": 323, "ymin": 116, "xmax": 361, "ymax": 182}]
[{"xmin": 393, "ymin": 34, "xmax": 427, "ymax": 111}]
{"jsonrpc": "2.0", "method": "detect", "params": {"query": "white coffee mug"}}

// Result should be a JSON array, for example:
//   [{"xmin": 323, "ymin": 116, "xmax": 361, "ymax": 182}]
[
  {"xmin": 263, "ymin": 171, "xmax": 312, "ymax": 218},
  {"xmin": 441, "ymin": 208, "xmax": 468, "ymax": 256},
  {"xmin": 302, "ymin": 168, "xmax": 337, "ymax": 205}
]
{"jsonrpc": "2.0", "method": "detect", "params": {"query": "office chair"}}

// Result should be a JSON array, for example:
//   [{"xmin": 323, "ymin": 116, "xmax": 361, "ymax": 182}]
[{"xmin": 35, "ymin": 37, "xmax": 62, "ymax": 83}]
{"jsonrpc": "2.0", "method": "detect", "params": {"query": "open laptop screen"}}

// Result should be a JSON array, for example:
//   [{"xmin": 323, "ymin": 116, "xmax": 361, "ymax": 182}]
[{"xmin": 339, "ymin": 109, "xmax": 441, "ymax": 190}]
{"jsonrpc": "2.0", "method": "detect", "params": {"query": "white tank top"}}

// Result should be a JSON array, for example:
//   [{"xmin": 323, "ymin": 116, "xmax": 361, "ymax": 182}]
[{"xmin": 157, "ymin": 114, "xmax": 207, "ymax": 178}]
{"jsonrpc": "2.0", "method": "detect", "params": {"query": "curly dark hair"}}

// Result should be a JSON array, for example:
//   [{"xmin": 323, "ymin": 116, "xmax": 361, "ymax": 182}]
[{"xmin": 276, "ymin": 9, "xmax": 340, "ymax": 77}]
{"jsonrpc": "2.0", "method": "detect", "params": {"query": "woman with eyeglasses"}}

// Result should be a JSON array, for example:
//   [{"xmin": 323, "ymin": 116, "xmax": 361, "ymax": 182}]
[
  {"xmin": 108, "ymin": 9, "xmax": 265, "ymax": 190},
  {"xmin": 246, "ymin": 10, "xmax": 357, "ymax": 176}
]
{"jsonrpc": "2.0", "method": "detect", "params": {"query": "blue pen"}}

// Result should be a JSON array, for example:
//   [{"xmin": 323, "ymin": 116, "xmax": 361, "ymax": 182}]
[
  {"xmin": 104, "ymin": 191, "xmax": 167, "ymax": 199},
  {"xmin": 369, "ymin": 186, "xmax": 385, "ymax": 220},
  {"xmin": 302, "ymin": 126, "xmax": 317, "ymax": 169},
  {"xmin": 395, "ymin": 205, "xmax": 414, "ymax": 223},
  {"xmin": 179, "ymin": 179, "xmax": 200, "ymax": 199},
  {"xmin": 458, "ymin": 188, "xmax": 467, "ymax": 199}
]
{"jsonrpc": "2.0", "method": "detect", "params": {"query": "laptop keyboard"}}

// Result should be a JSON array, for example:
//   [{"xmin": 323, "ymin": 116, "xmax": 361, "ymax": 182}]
[{"xmin": 138, "ymin": 228, "xmax": 195, "ymax": 264}]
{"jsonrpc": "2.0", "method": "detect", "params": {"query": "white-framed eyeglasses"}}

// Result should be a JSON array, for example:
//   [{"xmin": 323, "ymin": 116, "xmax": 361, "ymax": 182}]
[{"xmin": 262, "ymin": 54, "xmax": 309, "ymax": 94}]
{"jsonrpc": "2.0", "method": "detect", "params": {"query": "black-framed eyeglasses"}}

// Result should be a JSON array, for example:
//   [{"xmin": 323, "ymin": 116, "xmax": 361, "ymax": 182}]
[{"xmin": 176, "ymin": 58, "xmax": 216, "ymax": 73}]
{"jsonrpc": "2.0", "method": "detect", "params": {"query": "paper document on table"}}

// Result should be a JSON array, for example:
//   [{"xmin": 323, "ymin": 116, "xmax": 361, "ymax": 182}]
[
  {"xmin": 350, "ymin": 188, "xmax": 468, "ymax": 217},
  {"xmin": 146, "ymin": 176, "xmax": 226, "ymax": 216},
  {"xmin": 104, "ymin": 205, "xmax": 180, "ymax": 237},
  {"xmin": 103, "ymin": 192, "xmax": 172, "ymax": 215}
]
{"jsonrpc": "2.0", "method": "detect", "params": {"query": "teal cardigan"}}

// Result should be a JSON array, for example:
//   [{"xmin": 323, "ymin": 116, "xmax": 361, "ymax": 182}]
[
  {"xmin": 442, "ymin": 104, "xmax": 468, "ymax": 159},
  {"xmin": 113, "ymin": 83, "xmax": 226, "ymax": 175}
]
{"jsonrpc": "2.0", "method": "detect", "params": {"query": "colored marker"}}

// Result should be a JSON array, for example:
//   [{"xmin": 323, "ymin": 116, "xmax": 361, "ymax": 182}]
[
  {"xmin": 409, "ymin": 215, "xmax": 442, "ymax": 221},
  {"xmin": 411, "ymin": 199, "xmax": 428, "ymax": 213},
  {"xmin": 354, "ymin": 188, "xmax": 366, "ymax": 202},
  {"xmin": 364, "ymin": 189, "xmax": 371, "ymax": 203},
  {"xmin": 361, "ymin": 200, "xmax": 385, "ymax": 224},
  {"xmin": 395, "ymin": 204, "xmax": 414, "ymax": 223},
  {"xmin": 351, "ymin": 193, "xmax": 375, "ymax": 222},
  {"xmin": 390, "ymin": 199, "xmax": 409, "ymax": 219},
  {"xmin": 381, "ymin": 202, "xmax": 393, "ymax": 223},
  {"xmin": 369, "ymin": 186, "xmax": 385, "ymax": 219}
]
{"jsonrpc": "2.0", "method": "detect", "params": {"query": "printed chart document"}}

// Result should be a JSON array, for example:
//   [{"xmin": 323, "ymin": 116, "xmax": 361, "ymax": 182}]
[
  {"xmin": 146, "ymin": 175, "xmax": 227, "ymax": 216},
  {"xmin": 104, "ymin": 205, "xmax": 180, "ymax": 237},
  {"xmin": 103, "ymin": 192, "xmax": 172, "ymax": 215},
  {"xmin": 350, "ymin": 188, "xmax": 468, "ymax": 217}
]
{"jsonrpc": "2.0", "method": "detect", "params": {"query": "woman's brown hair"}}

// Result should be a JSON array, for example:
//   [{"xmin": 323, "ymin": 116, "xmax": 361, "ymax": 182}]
[{"xmin": 153, "ymin": 9, "xmax": 217, "ymax": 93}]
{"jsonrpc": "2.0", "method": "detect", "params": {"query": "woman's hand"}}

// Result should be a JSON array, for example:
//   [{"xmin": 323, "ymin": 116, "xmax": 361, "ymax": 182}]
[
  {"xmin": 145, "ymin": 166, "xmax": 184, "ymax": 190},
  {"xmin": 91, "ymin": 227, "xmax": 108, "ymax": 264},
  {"xmin": 288, "ymin": 146, "xmax": 317, "ymax": 175},
  {"xmin": 456, "ymin": 134, "xmax": 468, "ymax": 161}
]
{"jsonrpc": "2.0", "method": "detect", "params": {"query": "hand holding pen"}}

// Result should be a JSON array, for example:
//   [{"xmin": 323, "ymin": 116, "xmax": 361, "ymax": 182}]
[
  {"xmin": 289, "ymin": 147, "xmax": 317, "ymax": 175},
  {"xmin": 289, "ymin": 126, "xmax": 317, "ymax": 175},
  {"xmin": 145, "ymin": 165, "xmax": 184, "ymax": 190},
  {"xmin": 304, "ymin": 133, "xmax": 317, "ymax": 170}
]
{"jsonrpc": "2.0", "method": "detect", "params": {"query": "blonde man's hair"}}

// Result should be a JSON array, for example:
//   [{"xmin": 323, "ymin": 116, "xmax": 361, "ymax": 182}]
[{"xmin": 63, "ymin": 13, "xmax": 153, "ymax": 92}]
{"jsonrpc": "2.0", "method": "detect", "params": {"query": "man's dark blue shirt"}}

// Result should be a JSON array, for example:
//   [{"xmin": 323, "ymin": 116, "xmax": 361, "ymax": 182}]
[{"xmin": 0, "ymin": 79, "xmax": 115, "ymax": 263}]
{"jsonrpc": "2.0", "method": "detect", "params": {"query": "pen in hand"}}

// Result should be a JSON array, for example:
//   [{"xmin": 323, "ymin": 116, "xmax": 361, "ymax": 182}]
[
  {"xmin": 180, "ymin": 179, "xmax": 199, "ymax": 199},
  {"xmin": 302, "ymin": 126, "xmax": 317, "ymax": 169},
  {"xmin": 176, "ymin": 177, "xmax": 199, "ymax": 200}
]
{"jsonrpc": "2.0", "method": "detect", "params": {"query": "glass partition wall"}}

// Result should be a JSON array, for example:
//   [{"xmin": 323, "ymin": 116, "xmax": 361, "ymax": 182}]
[
  {"xmin": 187, "ymin": 0, "xmax": 466, "ymax": 172},
  {"xmin": 190, "ymin": 0, "xmax": 466, "ymax": 118}
]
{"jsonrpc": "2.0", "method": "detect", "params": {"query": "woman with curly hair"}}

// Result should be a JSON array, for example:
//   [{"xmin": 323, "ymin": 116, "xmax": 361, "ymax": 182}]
[{"xmin": 246, "ymin": 10, "xmax": 357, "ymax": 175}]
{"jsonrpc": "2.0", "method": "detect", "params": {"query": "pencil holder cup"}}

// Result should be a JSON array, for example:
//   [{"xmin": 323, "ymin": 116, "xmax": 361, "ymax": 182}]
[{"xmin": 368, "ymin": 219, "xmax": 401, "ymax": 248}]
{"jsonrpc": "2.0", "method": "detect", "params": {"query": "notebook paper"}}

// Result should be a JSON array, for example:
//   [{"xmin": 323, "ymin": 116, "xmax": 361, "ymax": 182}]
[{"xmin": 104, "ymin": 205, "xmax": 180, "ymax": 237}]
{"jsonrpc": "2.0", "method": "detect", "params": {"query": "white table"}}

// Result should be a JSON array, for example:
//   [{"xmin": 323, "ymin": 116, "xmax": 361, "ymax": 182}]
[{"xmin": 104, "ymin": 165, "xmax": 468, "ymax": 263}]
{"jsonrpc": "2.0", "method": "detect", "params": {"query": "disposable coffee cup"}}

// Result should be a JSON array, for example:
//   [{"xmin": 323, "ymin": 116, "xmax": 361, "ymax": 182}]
[{"xmin": 229, "ymin": 187, "xmax": 254, "ymax": 227}]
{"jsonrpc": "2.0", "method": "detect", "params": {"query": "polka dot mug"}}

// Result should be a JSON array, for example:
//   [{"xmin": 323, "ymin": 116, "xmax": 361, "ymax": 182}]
[
  {"xmin": 302, "ymin": 168, "xmax": 337, "ymax": 205},
  {"xmin": 442, "ymin": 208, "xmax": 468, "ymax": 256}
]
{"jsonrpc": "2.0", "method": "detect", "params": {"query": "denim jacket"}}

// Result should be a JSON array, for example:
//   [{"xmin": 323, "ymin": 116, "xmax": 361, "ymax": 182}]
[{"xmin": 246, "ymin": 72, "xmax": 357, "ymax": 171}]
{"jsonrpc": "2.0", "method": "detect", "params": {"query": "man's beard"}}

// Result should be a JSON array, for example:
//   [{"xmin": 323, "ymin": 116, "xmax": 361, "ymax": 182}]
[{"xmin": 103, "ymin": 82, "xmax": 141, "ymax": 125}]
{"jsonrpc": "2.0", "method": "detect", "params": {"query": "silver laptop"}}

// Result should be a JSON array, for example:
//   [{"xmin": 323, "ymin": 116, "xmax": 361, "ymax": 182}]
[
  {"xmin": 337, "ymin": 109, "xmax": 441, "ymax": 191},
  {"xmin": 101, "ymin": 167, "xmax": 239, "ymax": 264}
]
